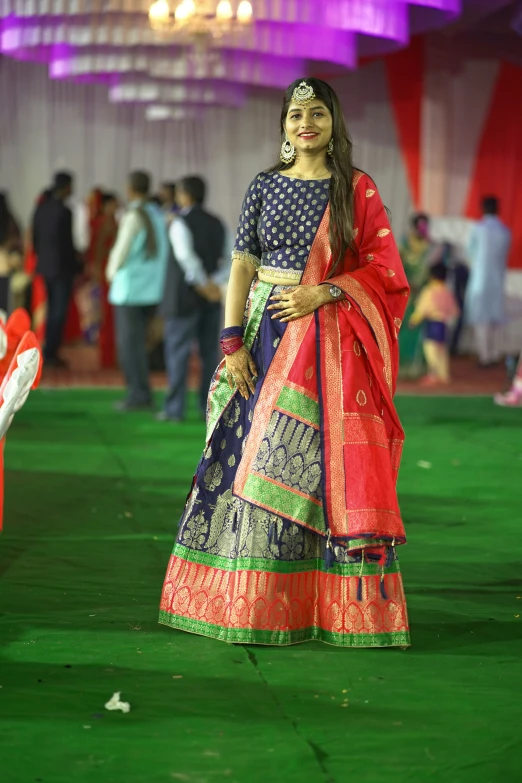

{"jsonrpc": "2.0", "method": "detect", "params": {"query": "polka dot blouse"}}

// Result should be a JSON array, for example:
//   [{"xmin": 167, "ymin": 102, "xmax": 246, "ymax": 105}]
[{"xmin": 233, "ymin": 171, "xmax": 330, "ymax": 282}]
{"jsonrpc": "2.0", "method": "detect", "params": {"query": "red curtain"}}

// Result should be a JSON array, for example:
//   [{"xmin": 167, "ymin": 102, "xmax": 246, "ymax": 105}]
[
  {"xmin": 385, "ymin": 37, "xmax": 424, "ymax": 210},
  {"xmin": 465, "ymin": 62, "xmax": 522, "ymax": 269}
]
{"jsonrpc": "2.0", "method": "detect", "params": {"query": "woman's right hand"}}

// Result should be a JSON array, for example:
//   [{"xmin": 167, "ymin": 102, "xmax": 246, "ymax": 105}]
[{"xmin": 225, "ymin": 346, "xmax": 258, "ymax": 399}]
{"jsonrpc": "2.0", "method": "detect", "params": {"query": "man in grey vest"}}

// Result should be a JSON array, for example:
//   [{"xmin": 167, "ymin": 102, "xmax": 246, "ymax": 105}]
[{"xmin": 158, "ymin": 176, "xmax": 232, "ymax": 422}]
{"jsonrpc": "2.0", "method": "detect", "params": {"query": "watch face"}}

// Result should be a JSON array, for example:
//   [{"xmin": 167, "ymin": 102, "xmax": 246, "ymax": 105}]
[{"xmin": 330, "ymin": 285, "xmax": 341, "ymax": 298}]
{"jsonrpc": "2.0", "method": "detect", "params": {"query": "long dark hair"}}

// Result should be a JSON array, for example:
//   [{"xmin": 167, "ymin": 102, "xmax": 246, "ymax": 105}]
[{"xmin": 270, "ymin": 78, "xmax": 356, "ymax": 276}]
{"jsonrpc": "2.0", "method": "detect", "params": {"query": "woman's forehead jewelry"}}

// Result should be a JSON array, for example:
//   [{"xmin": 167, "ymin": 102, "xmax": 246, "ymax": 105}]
[{"xmin": 292, "ymin": 81, "xmax": 316, "ymax": 106}]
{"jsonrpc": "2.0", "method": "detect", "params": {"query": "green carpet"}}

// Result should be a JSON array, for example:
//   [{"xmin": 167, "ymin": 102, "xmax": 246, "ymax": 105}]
[{"xmin": 0, "ymin": 390, "xmax": 521, "ymax": 783}]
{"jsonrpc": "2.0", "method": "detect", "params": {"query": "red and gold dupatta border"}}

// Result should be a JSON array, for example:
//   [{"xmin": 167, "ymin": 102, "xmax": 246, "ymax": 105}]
[
  {"xmin": 328, "ymin": 171, "xmax": 407, "ymax": 397},
  {"xmin": 333, "ymin": 276, "xmax": 393, "ymax": 394},
  {"xmin": 352, "ymin": 170, "xmax": 364, "ymax": 192},
  {"xmin": 317, "ymin": 299, "xmax": 405, "ymax": 541},
  {"xmin": 318, "ymin": 300, "xmax": 346, "ymax": 533}
]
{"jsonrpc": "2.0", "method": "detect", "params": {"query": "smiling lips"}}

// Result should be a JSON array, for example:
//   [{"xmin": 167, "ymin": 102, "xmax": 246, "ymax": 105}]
[{"xmin": 298, "ymin": 132, "xmax": 319, "ymax": 139}]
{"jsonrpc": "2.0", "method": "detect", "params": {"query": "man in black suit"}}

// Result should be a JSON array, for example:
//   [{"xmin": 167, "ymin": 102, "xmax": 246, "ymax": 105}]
[
  {"xmin": 33, "ymin": 171, "xmax": 79, "ymax": 367},
  {"xmin": 158, "ymin": 176, "xmax": 231, "ymax": 422}
]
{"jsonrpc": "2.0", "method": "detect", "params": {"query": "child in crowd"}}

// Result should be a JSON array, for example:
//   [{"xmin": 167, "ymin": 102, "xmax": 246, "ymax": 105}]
[{"xmin": 409, "ymin": 261, "xmax": 460, "ymax": 386}]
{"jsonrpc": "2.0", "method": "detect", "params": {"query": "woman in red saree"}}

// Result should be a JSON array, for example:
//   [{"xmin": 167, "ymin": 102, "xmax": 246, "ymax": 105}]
[
  {"xmin": 160, "ymin": 78, "xmax": 410, "ymax": 647},
  {"xmin": 88, "ymin": 193, "xmax": 118, "ymax": 368},
  {"xmin": 62, "ymin": 190, "xmax": 104, "ymax": 347}
]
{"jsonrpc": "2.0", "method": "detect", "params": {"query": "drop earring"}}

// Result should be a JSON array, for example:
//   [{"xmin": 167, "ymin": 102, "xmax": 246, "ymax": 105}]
[
  {"xmin": 327, "ymin": 139, "xmax": 334, "ymax": 156},
  {"xmin": 280, "ymin": 132, "xmax": 296, "ymax": 164}
]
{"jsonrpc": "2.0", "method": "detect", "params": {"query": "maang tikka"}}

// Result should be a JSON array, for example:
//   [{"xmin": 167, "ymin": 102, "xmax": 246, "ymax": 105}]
[
  {"xmin": 280, "ymin": 131, "xmax": 296, "ymax": 164},
  {"xmin": 292, "ymin": 81, "xmax": 316, "ymax": 106}
]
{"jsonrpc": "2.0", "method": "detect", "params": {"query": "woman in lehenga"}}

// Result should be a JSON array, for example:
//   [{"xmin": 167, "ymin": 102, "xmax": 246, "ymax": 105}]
[
  {"xmin": 160, "ymin": 78, "xmax": 411, "ymax": 648},
  {"xmin": 88, "ymin": 192, "xmax": 119, "ymax": 368}
]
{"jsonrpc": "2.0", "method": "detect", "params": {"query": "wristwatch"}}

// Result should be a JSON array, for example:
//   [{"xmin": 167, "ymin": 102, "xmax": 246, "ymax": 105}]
[{"xmin": 329, "ymin": 285, "xmax": 342, "ymax": 299}]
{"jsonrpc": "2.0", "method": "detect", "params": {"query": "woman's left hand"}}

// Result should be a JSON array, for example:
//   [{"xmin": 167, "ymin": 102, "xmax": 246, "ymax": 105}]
[{"xmin": 267, "ymin": 285, "xmax": 329, "ymax": 322}]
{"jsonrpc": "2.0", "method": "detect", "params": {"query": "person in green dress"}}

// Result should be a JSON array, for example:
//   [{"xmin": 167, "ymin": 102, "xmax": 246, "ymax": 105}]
[{"xmin": 398, "ymin": 213, "xmax": 434, "ymax": 378}]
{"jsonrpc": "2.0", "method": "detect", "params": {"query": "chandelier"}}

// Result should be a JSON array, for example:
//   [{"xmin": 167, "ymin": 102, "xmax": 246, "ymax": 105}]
[{"xmin": 148, "ymin": 0, "xmax": 254, "ymax": 39}]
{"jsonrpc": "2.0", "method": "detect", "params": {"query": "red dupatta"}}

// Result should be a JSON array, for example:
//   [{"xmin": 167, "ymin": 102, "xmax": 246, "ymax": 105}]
[{"xmin": 233, "ymin": 172, "xmax": 410, "ymax": 550}]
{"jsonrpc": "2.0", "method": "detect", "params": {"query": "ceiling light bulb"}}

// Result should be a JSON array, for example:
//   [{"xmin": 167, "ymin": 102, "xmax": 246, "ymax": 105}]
[
  {"xmin": 175, "ymin": 0, "xmax": 195, "ymax": 21},
  {"xmin": 237, "ymin": 0, "xmax": 253, "ymax": 24},
  {"xmin": 149, "ymin": 0, "xmax": 170, "ymax": 23},
  {"xmin": 216, "ymin": 1, "xmax": 233, "ymax": 21}
]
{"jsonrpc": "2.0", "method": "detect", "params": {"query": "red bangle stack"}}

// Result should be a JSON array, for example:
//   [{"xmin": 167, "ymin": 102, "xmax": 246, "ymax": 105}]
[
  {"xmin": 220, "ymin": 326, "xmax": 244, "ymax": 356},
  {"xmin": 221, "ymin": 337, "xmax": 244, "ymax": 355}
]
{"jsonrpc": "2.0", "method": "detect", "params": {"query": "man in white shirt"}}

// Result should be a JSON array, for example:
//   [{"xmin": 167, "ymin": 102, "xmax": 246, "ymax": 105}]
[
  {"xmin": 106, "ymin": 171, "xmax": 169, "ymax": 411},
  {"xmin": 158, "ymin": 176, "xmax": 232, "ymax": 422}
]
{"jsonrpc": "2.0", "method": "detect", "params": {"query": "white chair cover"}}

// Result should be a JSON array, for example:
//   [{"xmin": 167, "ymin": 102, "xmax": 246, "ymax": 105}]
[{"xmin": 0, "ymin": 347, "xmax": 40, "ymax": 440}]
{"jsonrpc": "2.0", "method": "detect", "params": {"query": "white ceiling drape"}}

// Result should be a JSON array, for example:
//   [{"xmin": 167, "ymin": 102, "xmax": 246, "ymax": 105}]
[{"xmin": 0, "ymin": 56, "xmax": 413, "ymax": 237}]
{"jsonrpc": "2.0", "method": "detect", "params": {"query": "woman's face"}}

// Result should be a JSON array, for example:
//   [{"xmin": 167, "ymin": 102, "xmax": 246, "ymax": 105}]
[
  {"xmin": 284, "ymin": 100, "xmax": 333, "ymax": 157},
  {"xmin": 415, "ymin": 218, "xmax": 429, "ymax": 239}
]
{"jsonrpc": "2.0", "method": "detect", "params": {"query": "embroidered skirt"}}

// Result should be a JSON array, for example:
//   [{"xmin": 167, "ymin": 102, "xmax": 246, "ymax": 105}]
[{"xmin": 159, "ymin": 282, "xmax": 410, "ymax": 647}]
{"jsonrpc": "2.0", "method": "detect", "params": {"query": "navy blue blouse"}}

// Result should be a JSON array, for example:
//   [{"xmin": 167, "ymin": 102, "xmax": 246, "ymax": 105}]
[{"xmin": 233, "ymin": 171, "xmax": 330, "ymax": 282}]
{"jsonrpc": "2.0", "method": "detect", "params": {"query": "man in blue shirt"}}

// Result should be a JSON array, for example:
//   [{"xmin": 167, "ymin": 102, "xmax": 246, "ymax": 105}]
[
  {"xmin": 106, "ymin": 171, "xmax": 169, "ymax": 411},
  {"xmin": 465, "ymin": 196, "xmax": 511, "ymax": 367}
]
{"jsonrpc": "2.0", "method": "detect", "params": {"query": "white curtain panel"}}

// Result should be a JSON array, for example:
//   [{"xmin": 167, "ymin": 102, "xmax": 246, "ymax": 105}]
[
  {"xmin": 421, "ymin": 35, "xmax": 499, "ymax": 216},
  {"xmin": 0, "ymin": 56, "xmax": 412, "ymax": 238},
  {"xmin": 332, "ymin": 60, "xmax": 414, "ymax": 237}
]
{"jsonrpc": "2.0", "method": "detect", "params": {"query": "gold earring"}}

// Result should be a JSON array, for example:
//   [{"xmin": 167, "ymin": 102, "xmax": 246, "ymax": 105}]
[
  {"xmin": 280, "ymin": 132, "xmax": 296, "ymax": 164},
  {"xmin": 327, "ymin": 139, "xmax": 334, "ymax": 156}
]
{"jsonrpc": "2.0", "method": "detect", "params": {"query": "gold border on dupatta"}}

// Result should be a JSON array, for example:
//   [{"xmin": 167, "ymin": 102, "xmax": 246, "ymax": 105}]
[
  {"xmin": 322, "ymin": 301, "xmax": 347, "ymax": 535},
  {"xmin": 339, "ymin": 172, "xmax": 393, "ymax": 393},
  {"xmin": 352, "ymin": 170, "xmax": 364, "ymax": 190},
  {"xmin": 336, "ymin": 277, "xmax": 393, "ymax": 394}
]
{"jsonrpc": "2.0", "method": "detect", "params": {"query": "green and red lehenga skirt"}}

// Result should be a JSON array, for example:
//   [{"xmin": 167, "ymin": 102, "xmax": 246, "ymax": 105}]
[{"xmin": 159, "ymin": 280, "xmax": 410, "ymax": 647}]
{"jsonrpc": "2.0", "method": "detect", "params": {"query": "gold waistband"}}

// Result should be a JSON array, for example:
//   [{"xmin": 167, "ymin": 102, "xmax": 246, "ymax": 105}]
[{"xmin": 258, "ymin": 267, "xmax": 303, "ymax": 287}]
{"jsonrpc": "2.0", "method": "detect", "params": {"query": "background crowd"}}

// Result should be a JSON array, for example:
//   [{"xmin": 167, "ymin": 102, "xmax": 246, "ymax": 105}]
[
  {"xmin": 398, "ymin": 199, "xmax": 512, "ymax": 387},
  {"xmin": 0, "ymin": 170, "xmax": 519, "ymax": 411}
]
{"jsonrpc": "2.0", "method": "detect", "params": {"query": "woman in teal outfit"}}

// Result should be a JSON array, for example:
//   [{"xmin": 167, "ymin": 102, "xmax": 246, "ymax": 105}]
[{"xmin": 398, "ymin": 213, "xmax": 433, "ymax": 378}]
